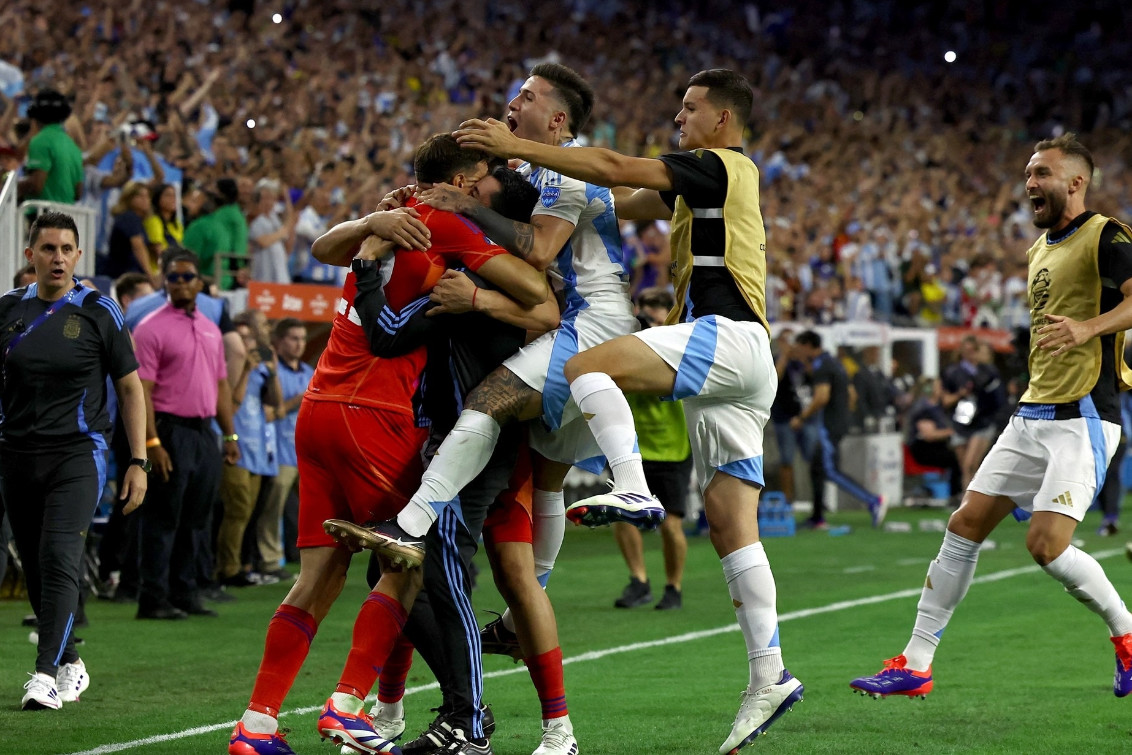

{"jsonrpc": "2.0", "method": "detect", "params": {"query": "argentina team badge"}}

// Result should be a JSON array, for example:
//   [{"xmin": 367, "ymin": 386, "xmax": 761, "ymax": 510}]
[{"xmin": 541, "ymin": 186, "xmax": 560, "ymax": 208}]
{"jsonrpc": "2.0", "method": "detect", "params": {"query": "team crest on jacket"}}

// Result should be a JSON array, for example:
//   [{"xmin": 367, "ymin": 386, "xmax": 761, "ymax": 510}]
[
  {"xmin": 541, "ymin": 187, "xmax": 560, "ymax": 208},
  {"xmin": 63, "ymin": 315, "xmax": 81, "ymax": 339}
]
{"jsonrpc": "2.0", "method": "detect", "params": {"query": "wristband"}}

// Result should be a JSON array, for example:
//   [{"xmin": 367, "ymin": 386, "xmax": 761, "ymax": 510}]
[
  {"xmin": 471, "ymin": 287, "xmax": 478, "ymax": 310},
  {"xmin": 145, "ymin": 437, "xmax": 162, "ymax": 448},
  {"xmin": 223, "ymin": 433, "xmax": 239, "ymax": 443}
]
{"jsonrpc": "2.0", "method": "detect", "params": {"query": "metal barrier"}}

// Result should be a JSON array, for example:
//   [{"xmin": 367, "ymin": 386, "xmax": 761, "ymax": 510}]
[
  {"xmin": 17, "ymin": 200, "xmax": 98, "ymax": 278},
  {"xmin": 0, "ymin": 172, "xmax": 19, "ymax": 290}
]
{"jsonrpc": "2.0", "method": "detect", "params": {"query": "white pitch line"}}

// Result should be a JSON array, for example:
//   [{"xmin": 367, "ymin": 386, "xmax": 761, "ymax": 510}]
[{"xmin": 65, "ymin": 548, "xmax": 1123, "ymax": 755}]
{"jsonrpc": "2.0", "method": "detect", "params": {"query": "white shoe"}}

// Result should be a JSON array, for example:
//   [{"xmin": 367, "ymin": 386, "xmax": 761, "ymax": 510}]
[
  {"xmin": 341, "ymin": 702, "xmax": 405, "ymax": 753},
  {"xmin": 57, "ymin": 659, "xmax": 90, "ymax": 703},
  {"xmin": 564, "ymin": 489, "xmax": 665, "ymax": 530},
  {"xmin": 21, "ymin": 673, "xmax": 61, "ymax": 710},
  {"xmin": 719, "ymin": 670, "xmax": 804, "ymax": 754},
  {"xmin": 533, "ymin": 718, "xmax": 578, "ymax": 755}
]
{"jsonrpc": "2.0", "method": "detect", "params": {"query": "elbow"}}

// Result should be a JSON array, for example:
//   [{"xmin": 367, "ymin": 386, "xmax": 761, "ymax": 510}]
[{"xmin": 515, "ymin": 281, "xmax": 550, "ymax": 308}]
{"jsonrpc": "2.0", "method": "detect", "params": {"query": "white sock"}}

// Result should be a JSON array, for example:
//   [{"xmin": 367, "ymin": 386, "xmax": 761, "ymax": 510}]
[
  {"xmin": 721, "ymin": 542, "xmax": 784, "ymax": 690},
  {"xmin": 1043, "ymin": 545, "xmax": 1132, "ymax": 636},
  {"xmin": 545, "ymin": 713, "xmax": 573, "ymax": 734},
  {"xmin": 241, "ymin": 709, "xmax": 278, "ymax": 734},
  {"xmin": 330, "ymin": 691, "xmax": 364, "ymax": 714},
  {"xmin": 570, "ymin": 373, "xmax": 649, "ymax": 493},
  {"xmin": 501, "ymin": 608, "xmax": 516, "ymax": 633},
  {"xmin": 903, "ymin": 530, "xmax": 980, "ymax": 670},
  {"xmin": 398, "ymin": 410, "xmax": 500, "ymax": 536},
  {"xmin": 374, "ymin": 698, "xmax": 404, "ymax": 719},
  {"xmin": 532, "ymin": 489, "xmax": 565, "ymax": 581}
]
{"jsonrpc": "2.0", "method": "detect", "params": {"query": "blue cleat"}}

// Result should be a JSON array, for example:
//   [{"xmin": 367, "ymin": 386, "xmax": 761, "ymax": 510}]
[
  {"xmin": 318, "ymin": 698, "xmax": 402, "ymax": 754},
  {"xmin": 1112, "ymin": 634, "xmax": 1132, "ymax": 697},
  {"xmin": 719, "ymin": 670, "xmax": 804, "ymax": 754},
  {"xmin": 565, "ymin": 489, "xmax": 665, "ymax": 530},
  {"xmin": 228, "ymin": 722, "xmax": 296, "ymax": 755},
  {"xmin": 850, "ymin": 655, "xmax": 933, "ymax": 699}
]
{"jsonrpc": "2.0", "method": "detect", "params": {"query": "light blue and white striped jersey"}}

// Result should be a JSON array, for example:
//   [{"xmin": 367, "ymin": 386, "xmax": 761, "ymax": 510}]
[{"xmin": 520, "ymin": 139, "xmax": 629, "ymax": 316}]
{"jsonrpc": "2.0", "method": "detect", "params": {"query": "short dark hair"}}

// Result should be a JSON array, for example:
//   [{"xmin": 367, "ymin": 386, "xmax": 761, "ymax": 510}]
[
  {"xmin": 151, "ymin": 183, "xmax": 175, "ymax": 214},
  {"xmin": 486, "ymin": 166, "xmax": 540, "ymax": 223},
  {"xmin": 795, "ymin": 330, "xmax": 822, "ymax": 349},
  {"xmin": 28, "ymin": 88, "xmax": 72, "ymax": 125},
  {"xmin": 273, "ymin": 317, "xmax": 306, "ymax": 341},
  {"xmin": 1034, "ymin": 132, "xmax": 1095, "ymax": 179},
  {"xmin": 687, "ymin": 69, "xmax": 754, "ymax": 126},
  {"xmin": 530, "ymin": 62, "xmax": 595, "ymax": 135},
  {"xmin": 636, "ymin": 287, "xmax": 675, "ymax": 310},
  {"xmin": 414, "ymin": 133, "xmax": 496, "ymax": 185},
  {"xmin": 28, "ymin": 210, "xmax": 79, "ymax": 247},
  {"xmin": 162, "ymin": 249, "xmax": 201, "ymax": 275},
  {"xmin": 12, "ymin": 263, "xmax": 35, "ymax": 289},
  {"xmin": 114, "ymin": 272, "xmax": 152, "ymax": 302}
]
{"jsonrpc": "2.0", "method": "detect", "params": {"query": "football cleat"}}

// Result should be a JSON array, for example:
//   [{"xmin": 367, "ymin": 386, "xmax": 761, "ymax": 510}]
[
  {"xmin": 21, "ymin": 672, "xmax": 61, "ymax": 711},
  {"xmin": 402, "ymin": 706, "xmax": 495, "ymax": 755},
  {"xmin": 318, "ymin": 698, "xmax": 402, "ymax": 754},
  {"xmin": 324, "ymin": 519, "xmax": 425, "ymax": 568},
  {"xmin": 870, "ymin": 495, "xmax": 888, "ymax": 528},
  {"xmin": 1112, "ymin": 634, "xmax": 1132, "ymax": 698},
  {"xmin": 719, "ymin": 670, "xmax": 804, "ymax": 754},
  {"xmin": 614, "ymin": 577, "xmax": 653, "ymax": 609},
  {"xmin": 565, "ymin": 489, "xmax": 665, "ymax": 530},
  {"xmin": 533, "ymin": 718, "xmax": 578, "ymax": 755},
  {"xmin": 56, "ymin": 659, "xmax": 89, "ymax": 703},
  {"xmin": 228, "ymin": 722, "xmax": 296, "ymax": 755},
  {"xmin": 849, "ymin": 655, "xmax": 933, "ymax": 699},
  {"xmin": 480, "ymin": 615, "xmax": 523, "ymax": 661},
  {"xmin": 343, "ymin": 702, "xmax": 406, "ymax": 754},
  {"xmin": 441, "ymin": 729, "xmax": 492, "ymax": 755}
]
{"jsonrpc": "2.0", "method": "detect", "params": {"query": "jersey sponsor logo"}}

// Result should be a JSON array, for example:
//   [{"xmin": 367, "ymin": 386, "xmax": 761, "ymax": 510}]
[
  {"xmin": 541, "ymin": 186, "xmax": 560, "ymax": 208},
  {"xmin": 63, "ymin": 314, "xmax": 81, "ymax": 340},
  {"xmin": 1052, "ymin": 491, "xmax": 1074, "ymax": 508}
]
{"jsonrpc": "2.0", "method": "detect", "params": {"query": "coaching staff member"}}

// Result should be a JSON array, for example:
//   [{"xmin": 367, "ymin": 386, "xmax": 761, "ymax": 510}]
[{"xmin": 1, "ymin": 211, "xmax": 148, "ymax": 710}]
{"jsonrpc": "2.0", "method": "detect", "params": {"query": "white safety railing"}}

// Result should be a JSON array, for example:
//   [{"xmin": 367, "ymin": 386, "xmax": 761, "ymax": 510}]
[
  {"xmin": 17, "ymin": 200, "xmax": 98, "ymax": 278},
  {"xmin": 0, "ymin": 171, "xmax": 19, "ymax": 291}
]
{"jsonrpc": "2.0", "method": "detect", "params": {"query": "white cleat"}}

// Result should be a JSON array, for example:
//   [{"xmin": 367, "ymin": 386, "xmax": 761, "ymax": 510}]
[
  {"xmin": 21, "ymin": 672, "xmax": 61, "ymax": 711},
  {"xmin": 532, "ymin": 717, "xmax": 578, "ymax": 755},
  {"xmin": 719, "ymin": 670, "xmax": 804, "ymax": 754},
  {"xmin": 565, "ymin": 489, "xmax": 665, "ymax": 530},
  {"xmin": 342, "ymin": 702, "xmax": 405, "ymax": 753},
  {"xmin": 56, "ymin": 659, "xmax": 90, "ymax": 703}
]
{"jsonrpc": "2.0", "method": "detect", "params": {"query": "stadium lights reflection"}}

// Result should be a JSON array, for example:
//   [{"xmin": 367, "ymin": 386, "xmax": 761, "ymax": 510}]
[
  {"xmin": 272, "ymin": 13, "xmax": 283, "ymax": 23},
  {"xmin": 944, "ymin": 50, "xmax": 957, "ymax": 63},
  {"xmin": 247, "ymin": 119, "xmax": 256, "ymax": 129}
]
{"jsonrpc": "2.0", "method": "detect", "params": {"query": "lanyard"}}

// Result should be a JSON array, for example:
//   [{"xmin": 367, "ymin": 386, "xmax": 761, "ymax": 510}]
[{"xmin": 5, "ymin": 283, "xmax": 82, "ymax": 359}]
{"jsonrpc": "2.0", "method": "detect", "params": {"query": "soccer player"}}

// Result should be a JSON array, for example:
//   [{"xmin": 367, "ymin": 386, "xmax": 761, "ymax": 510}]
[
  {"xmin": 849, "ymin": 133, "xmax": 1132, "ymax": 702},
  {"xmin": 455, "ymin": 68, "xmax": 804, "ymax": 754},
  {"xmin": 228, "ymin": 139, "xmax": 549, "ymax": 755},
  {"xmin": 366, "ymin": 62, "xmax": 639, "ymax": 573}
]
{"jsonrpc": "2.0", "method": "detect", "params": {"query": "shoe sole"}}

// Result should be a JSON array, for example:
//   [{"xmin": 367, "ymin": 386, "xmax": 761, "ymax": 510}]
[
  {"xmin": 613, "ymin": 595, "xmax": 653, "ymax": 608},
  {"xmin": 849, "ymin": 682, "xmax": 932, "ymax": 699},
  {"xmin": 323, "ymin": 520, "xmax": 424, "ymax": 568},
  {"xmin": 565, "ymin": 503, "xmax": 665, "ymax": 530},
  {"xmin": 724, "ymin": 683, "xmax": 804, "ymax": 754},
  {"xmin": 320, "ymin": 726, "xmax": 399, "ymax": 755}
]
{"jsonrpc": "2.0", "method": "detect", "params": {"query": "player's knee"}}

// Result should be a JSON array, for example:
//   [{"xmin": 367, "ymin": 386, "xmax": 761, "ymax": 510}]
[
  {"xmin": 563, "ymin": 353, "xmax": 589, "ymax": 383},
  {"xmin": 1025, "ymin": 530, "xmax": 1068, "ymax": 566}
]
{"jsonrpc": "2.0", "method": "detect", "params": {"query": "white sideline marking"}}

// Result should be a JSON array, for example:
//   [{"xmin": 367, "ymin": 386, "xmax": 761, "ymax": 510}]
[
  {"xmin": 843, "ymin": 565, "xmax": 877, "ymax": 574},
  {"xmin": 65, "ymin": 548, "xmax": 1123, "ymax": 755}
]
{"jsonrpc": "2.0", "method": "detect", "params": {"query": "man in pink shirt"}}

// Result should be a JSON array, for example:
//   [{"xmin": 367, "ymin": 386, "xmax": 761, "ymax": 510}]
[{"xmin": 134, "ymin": 250, "xmax": 240, "ymax": 620}]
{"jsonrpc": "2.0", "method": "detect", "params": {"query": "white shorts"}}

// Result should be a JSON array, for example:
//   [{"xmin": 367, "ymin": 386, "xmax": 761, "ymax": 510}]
[
  {"xmin": 968, "ymin": 413, "xmax": 1120, "ymax": 521},
  {"xmin": 632, "ymin": 316, "xmax": 777, "ymax": 492},
  {"xmin": 506, "ymin": 294, "xmax": 638, "ymax": 470}
]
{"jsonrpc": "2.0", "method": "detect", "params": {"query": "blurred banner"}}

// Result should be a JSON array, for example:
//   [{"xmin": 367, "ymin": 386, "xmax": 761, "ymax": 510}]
[{"xmin": 246, "ymin": 281, "xmax": 338, "ymax": 322}]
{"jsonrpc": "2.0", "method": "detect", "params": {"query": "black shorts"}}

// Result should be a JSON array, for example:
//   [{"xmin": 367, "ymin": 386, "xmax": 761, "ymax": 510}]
[{"xmin": 643, "ymin": 456, "xmax": 692, "ymax": 518}]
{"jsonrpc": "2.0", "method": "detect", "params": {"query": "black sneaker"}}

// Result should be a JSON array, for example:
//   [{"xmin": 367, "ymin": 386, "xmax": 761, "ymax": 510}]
[
  {"xmin": 442, "ymin": 729, "xmax": 492, "ymax": 755},
  {"xmin": 323, "ymin": 518, "xmax": 425, "ymax": 568},
  {"xmin": 614, "ymin": 577, "xmax": 652, "ymax": 608},
  {"xmin": 654, "ymin": 584, "xmax": 682, "ymax": 610},
  {"xmin": 402, "ymin": 706, "xmax": 494, "ymax": 755},
  {"xmin": 480, "ymin": 614, "xmax": 523, "ymax": 661}
]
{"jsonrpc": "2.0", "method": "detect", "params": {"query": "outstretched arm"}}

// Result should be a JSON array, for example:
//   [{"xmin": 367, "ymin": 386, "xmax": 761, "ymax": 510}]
[{"xmin": 312, "ymin": 208, "xmax": 431, "ymax": 267}]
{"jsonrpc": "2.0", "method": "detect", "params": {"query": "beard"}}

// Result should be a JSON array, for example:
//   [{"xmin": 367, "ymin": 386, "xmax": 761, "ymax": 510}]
[{"xmin": 1032, "ymin": 190, "xmax": 1066, "ymax": 229}]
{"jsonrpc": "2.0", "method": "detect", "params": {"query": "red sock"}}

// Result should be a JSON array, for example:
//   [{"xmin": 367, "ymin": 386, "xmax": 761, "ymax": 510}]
[
  {"xmin": 378, "ymin": 634, "xmax": 414, "ymax": 703},
  {"xmin": 248, "ymin": 603, "xmax": 319, "ymax": 717},
  {"xmin": 336, "ymin": 591, "xmax": 407, "ymax": 699},
  {"xmin": 526, "ymin": 647, "xmax": 568, "ymax": 719}
]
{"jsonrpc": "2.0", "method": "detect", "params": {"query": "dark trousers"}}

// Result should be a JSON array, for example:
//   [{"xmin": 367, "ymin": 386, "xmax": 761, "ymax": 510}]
[
  {"xmin": 810, "ymin": 427, "xmax": 881, "ymax": 522},
  {"xmin": 137, "ymin": 417, "xmax": 222, "ymax": 611},
  {"xmin": 910, "ymin": 440, "xmax": 963, "ymax": 496},
  {"xmin": 2, "ymin": 442, "xmax": 105, "ymax": 675},
  {"xmin": 1099, "ymin": 438, "xmax": 1127, "ymax": 520},
  {"xmin": 368, "ymin": 425, "xmax": 519, "ymax": 738}
]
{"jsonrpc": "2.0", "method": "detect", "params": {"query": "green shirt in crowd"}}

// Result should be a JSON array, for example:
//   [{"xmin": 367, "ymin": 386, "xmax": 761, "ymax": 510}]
[
  {"xmin": 625, "ymin": 393, "xmax": 691, "ymax": 462},
  {"xmin": 24, "ymin": 123, "xmax": 84, "ymax": 204}
]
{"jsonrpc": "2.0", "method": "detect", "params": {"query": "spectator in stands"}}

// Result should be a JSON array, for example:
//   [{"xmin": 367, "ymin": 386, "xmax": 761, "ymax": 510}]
[
  {"xmin": 906, "ymin": 377, "xmax": 962, "ymax": 501},
  {"xmin": 291, "ymin": 186, "xmax": 345, "ymax": 284},
  {"xmin": 255, "ymin": 318, "xmax": 311, "ymax": 579},
  {"xmin": 134, "ymin": 250, "xmax": 240, "ymax": 620},
  {"xmin": 17, "ymin": 89, "xmax": 82, "ymax": 204},
  {"xmin": 247, "ymin": 180, "xmax": 296, "ymax": 284},
  {"xmin": 183, "ymin": 178, "xmax": 241, "ymax": 288},
  {"xmin": 143, "ymin": 183, "xmax": 184, "ymax": 260},
  {"xmin": 105, "ymin": 181, "xmax": 153, "ymax": 279},
  {"xmin": 12, "ymin": 263, "xmax": 36, "ymax": 288},
  {"xmin": 216, "ymin": 312, "xmax": 281, "ymax": 588}
]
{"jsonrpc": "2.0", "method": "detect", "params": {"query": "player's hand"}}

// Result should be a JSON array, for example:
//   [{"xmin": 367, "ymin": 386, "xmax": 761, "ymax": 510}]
[
  {"xmin": 366, "ymin": 207, "xmax": 430, "ymax": 250},
  {"xmin": 224, "ymin": 439, "xmax": 241, "ymax": 465},
  {"xmin": 149, "ymin": 445, "xmax": 173, "ymax": 483},
  {"xmin": 454, "ymin": 118, "xmax": 518, "ymax": 157},
  {"xmin": 378, "ymin": 185, "xmax": 417, "ymax": 211},
  {"xmin": 427, "ymin": 270, "xmax": 478, "ymax": 315},
  {"xmin": 120, "ymin": 465, "xmax": 148, "ymax": 515},
  {"xmin": 789, "ymin": 416, "xmax": 803, "ymax": 431},
  {"xmin": 355, "ymin": 235, "xmax": 396, "ymax": 261},
  {"xmin": 417, "ymin": 183, "xmax": 475, "ymax": 214},
  {"xmin": 1036, "ymin": 314, "xmax": 1094, "ymax": 356}
]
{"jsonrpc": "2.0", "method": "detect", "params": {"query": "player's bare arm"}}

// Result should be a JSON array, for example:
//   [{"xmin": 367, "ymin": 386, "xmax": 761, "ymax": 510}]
[
  {"xmin": 417, "ymin": 183, "xmax": 573, "ymax": 270},
  {"xmin": 475, "ymin": 253, "xmax": 551, "ymax": 306},
  {"xmin": 311, "ymin": 207, "xmax": 430, "ymax": 267},
  {"xmin": 427, "ymin": 269, "xmax": 560, "ymax": 333},
  {"xmin": 1038, "ymin": 278, "xmax": 1132, "ymax": 355},
  {"xmin": 455, "ymin": 117, "xmax": 675, "ymax": 191},
  {"xmin": 611, "ymin": 186, "xmax": 672, "ymax": 221}
]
